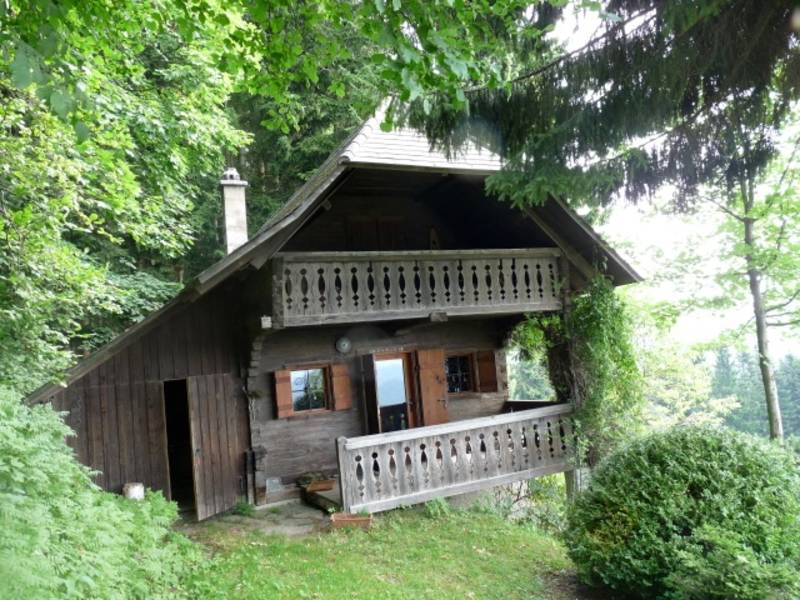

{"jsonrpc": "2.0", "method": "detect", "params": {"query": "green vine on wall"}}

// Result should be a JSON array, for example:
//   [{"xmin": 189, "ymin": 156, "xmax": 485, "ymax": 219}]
[{"xmin": 516, "ymin": 275, "xmax": 644, "ymax": 466}]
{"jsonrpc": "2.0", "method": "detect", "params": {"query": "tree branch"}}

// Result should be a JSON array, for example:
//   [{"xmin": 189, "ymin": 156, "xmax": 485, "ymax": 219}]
[
  {"xmin": 707, "ymin": 195, "xmax": 746, "ymax": 222},
  {"xmin": 466, "ymin": 9, "xmax": 657, "ymax": 93},
  {"xmin": 766, "ymin": 288, "xmax": 800, "ymax": 313},
  {"xmin": 767, "ymin": 319, "xmax": 800, "ymax": 327}
]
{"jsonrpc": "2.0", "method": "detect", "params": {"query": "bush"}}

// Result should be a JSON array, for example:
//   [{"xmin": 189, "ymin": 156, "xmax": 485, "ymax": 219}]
[
  {"xmin": 0, "ymin": 386, "xmax": 200, "ymax": 598},
  {"xmin": 231, "ymin": 500, "xmax": 256, "ymax": 517},
  {"xmin": 565, "ymin": 426, "xmax": 800, "ymax": 599}
]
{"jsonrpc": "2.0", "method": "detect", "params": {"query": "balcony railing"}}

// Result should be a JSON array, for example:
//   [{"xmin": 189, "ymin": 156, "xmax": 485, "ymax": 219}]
[
  {"xmin": 336, "ymin": 404, "xmax": 574, "ymax": 514},
  {"xmin": 271, "ymin": 248, "xmax": 562, "ymax": 328}
]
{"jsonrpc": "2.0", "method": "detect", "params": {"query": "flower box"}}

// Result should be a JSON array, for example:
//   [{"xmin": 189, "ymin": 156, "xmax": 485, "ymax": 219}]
[{"xmin": 329, "ymin": 512, "xmax": 373, "ymax": 531}]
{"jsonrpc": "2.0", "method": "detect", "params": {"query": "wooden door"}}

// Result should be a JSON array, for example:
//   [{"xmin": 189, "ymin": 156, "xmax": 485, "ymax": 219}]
[
  {"xmin": 416, "ymin": 349, "xmax": 449, "ymax": 425},
  {"xmin": 187, "ymin": 373, "xmax": 249, "ymax": 521},
  {"xmin": 373, "ymin": 353, "xmax": 416, "ymax": 432},
  {"xmin": 361, "ymin": 355, "xmax": 380, "ymax": 434}
]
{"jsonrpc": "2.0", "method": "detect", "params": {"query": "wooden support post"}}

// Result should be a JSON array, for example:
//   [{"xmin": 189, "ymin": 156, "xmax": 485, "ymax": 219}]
[{"xmin": 564, "ymin": 467, "xmax": 591, "ymax": 499}]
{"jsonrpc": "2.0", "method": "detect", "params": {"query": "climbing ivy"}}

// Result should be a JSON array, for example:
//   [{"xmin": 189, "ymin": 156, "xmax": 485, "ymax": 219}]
[{"xmin": 517, "ymin": 275, "xmax": 643, "ymax": 465}]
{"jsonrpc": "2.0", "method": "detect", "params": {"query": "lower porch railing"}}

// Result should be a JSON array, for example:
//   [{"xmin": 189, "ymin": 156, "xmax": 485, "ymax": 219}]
[{"xmin": 336, "ymin": 404, "xmax": 574, "ymax": 514}]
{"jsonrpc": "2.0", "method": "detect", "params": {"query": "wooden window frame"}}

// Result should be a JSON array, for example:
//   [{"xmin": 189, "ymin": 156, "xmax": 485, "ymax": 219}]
[
  {"xmin": 275, "ymin": 362, "xmax": 354, "ymax": 419},
  {"xmin": 444, "ymin": 353, "xmax": 478, "ymax": 395},
  {"xmin": 445, "ymin": 350, "xmax": 499, "ymax": 395},
  {"xmin": 289, "ymin": 364, "xmax": 332, "ymax": 416}
]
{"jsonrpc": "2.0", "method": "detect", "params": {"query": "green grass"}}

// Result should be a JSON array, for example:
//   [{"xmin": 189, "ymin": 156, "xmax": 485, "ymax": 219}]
[{"xmin": 183, "ymin": 508, "xmax": 575, "ymax": 599}]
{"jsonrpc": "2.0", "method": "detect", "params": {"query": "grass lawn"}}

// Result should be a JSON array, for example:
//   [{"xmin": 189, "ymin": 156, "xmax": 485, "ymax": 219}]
[{"xmin": 181, "ymin": 506, "xmax": 589, "ymax": 599}]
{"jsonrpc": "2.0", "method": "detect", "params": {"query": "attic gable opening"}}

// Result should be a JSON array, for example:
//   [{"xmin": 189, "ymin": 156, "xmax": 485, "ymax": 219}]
[{"xmin": 281, "ymin": 168, "xmax": 557, "ymax": 254}]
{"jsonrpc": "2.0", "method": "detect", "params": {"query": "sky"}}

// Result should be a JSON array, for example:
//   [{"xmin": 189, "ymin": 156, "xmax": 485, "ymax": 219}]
[{"xmin": 597, "ymin": 198, "xmax": 800, "ymax": 357}]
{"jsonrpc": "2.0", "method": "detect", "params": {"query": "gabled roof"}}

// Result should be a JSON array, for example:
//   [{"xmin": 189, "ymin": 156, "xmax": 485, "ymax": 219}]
[{"xmin": 27, "ymin": 110, "xmax": 640, "ymax": 404}]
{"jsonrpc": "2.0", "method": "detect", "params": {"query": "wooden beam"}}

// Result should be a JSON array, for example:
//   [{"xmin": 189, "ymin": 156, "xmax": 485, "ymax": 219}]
[{"xmin": 522, "ymin": 207, "xmax": 595, "ymax": 282}]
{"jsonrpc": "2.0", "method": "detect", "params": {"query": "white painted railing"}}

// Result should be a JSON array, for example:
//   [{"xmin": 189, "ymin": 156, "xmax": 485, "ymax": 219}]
[
  {"xmin": 272, "ymin": 248, "xmax": 562, "ymax": 327},
  {"xmin": 336, "ymin": 404, "xmax": 574, "ymax": 513}
]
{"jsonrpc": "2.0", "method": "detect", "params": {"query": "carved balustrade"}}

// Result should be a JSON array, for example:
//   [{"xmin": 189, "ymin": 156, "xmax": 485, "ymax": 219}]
[
  {"xmin": 336, "ymin": 404, "xmax": 574, "ymax": 513},
  {"xmin": 272, "ymin": 248, "xmax": 562, "ymax": 327}
]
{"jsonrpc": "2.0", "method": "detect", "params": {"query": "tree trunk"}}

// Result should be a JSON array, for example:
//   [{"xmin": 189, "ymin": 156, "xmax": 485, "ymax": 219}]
[{"xmin": 743, "ymin": 216, "xmax": 784, "ymax": 441}]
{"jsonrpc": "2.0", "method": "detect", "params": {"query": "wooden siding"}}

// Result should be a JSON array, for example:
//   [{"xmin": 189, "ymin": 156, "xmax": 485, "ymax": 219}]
[
  {"xmin": 47, "ymin": 285, "xmax": 246, "ymax": 497},
  {"xmin": 282, "ymin": 188, "xmax": 457, "ymax": 253},
  {"xmin": 248, "ymin": 318, "xmax": 517, "ymax": 499}
]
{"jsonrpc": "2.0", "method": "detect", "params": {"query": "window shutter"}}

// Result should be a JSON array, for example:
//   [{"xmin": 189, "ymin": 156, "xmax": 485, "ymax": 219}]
[
  {"xmin": 331, "ymin": 363, "xmax": 353, "ymax": 411},
  {"xmin": 476, "ymin": 351, "xmax": 498, "ymax": 393},
  {"xmin": 274, "ymin": 369, "xmax": 293, "ymax": 418}
]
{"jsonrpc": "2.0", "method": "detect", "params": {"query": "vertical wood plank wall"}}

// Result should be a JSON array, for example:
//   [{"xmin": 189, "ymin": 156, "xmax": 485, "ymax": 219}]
[{"xmin": 48, "ymin": 286, "xmax": 247, "ymax": 498}]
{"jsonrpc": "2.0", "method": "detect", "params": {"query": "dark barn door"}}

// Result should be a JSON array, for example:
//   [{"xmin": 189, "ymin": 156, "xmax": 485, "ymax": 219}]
[{"xmin": 186, "ymin": 374, "xmax": 249, "ymax": 521}]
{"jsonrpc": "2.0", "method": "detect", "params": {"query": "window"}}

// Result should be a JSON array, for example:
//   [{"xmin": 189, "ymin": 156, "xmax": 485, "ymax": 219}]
[
  {"xmin": 274, "ymin": 363, "xmax": 353, "ymax": 418},
  {"xmin": 445, "ymin": 351, "xmax": 499, "ymax": 394},
  {"xmin": 290, "ymin": 368, "xmax": 327, "ymax": 412},
  {"xmin": 445, "ymin": 355, "xmax": 474, "ymax": 393}
]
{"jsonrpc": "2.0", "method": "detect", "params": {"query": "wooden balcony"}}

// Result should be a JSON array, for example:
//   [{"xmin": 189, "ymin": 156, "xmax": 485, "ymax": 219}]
[
  {"xmin": 271, "ymin": 248, "xmax": 562, "ymax": 328},
  {"xmin": 336, "ymin": 404, "xmax": 574, "ymax": 514}
]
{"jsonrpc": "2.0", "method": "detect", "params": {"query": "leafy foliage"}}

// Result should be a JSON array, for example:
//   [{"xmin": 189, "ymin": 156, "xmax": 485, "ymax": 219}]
[
  {"xmin": 712, "ymin": 348, "xmax": 800, "ymax": 438},
  {"xmin": 507, "ymin": 347, "xmax": 555, "ymax": 402},
  {"xmin": 3, "ymin": 0, "xmax": 552, "ymax": 133},
  {"xmin": 0, "ymin": 386, "xmax": 199, "ymax": 598},
  {"xmin": 567, "ymin": 276, "xmax": 643, "ymax": 462},
  {"xmin": 0, "ymin": 0, "xmax": 244, "ymax": 392},
  {"xmin": 519, "ymin": 276, "xmax": 643, "ymax": 463},
  {"xmin": 566, "ymin": 426, "xmax": 800, "ymax": 599},
  {"xmin": 631, "ymin": 306, "xmax": 738, "ymax": 430}
]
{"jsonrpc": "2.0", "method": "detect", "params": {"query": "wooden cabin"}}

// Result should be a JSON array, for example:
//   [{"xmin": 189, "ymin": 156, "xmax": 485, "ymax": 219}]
[{"xmin": 29, "ymin": 114, "xmax": 640, "ymax": 520}]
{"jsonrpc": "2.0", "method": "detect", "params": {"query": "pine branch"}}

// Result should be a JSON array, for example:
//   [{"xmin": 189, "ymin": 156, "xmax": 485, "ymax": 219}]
[{"xmin": 466, "ymin": 9, "xmax": 657, "ymax": 93}]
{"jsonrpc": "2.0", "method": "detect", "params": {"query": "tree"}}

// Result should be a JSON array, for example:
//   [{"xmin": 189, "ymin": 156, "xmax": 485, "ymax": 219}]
[
  {"xmin": 0, "ymin": 3, "xmax": 245, "ymax": 392},
  {"xmin": 411, "ymin": 0, "xmax": 800, "ymax": 440},
  {"xmin": 718, "ymin": 351, "xmax": 769, "ymax": 437},
  {"xmin": 777, "ymin": 355, "xmax": 800, "ymax": 436},
  {"xmin": 2, "ymin": 0, "xmax": 549, "ymax": 133},
  {"xmin": 413, "ymin": 1, "xmax": 800, "ymax": 206},
  {"xmin": 1, "ymin": 0, "xmax": 556, "ymax": 392},
  {"xmin": 702, "ymin": 128, "xmax": 800, "ymax": 439},
  {"xmin": 630, "ymin": 306, "xmax": 738, "ymax": 430},
  {"xmin": 642, "ymin": 342, "xmax": 737, "ymax": 431},
  {"xmin": 508, "ymin": 348, "xmax": 555, "ymax": 402},
  {"xmin": 710, "ymin": 348, "xmax": 737, "ymax": 400}
]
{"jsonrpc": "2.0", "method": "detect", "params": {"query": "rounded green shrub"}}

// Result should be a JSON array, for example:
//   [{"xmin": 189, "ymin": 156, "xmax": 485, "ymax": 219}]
[{"xmin": 565, "ymin": 426, "xmax": 800, "ymax": 599}]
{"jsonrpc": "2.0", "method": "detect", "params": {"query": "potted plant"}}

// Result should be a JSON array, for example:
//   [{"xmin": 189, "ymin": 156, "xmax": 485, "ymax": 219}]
[{"xmin": 329, "ymin": 510, "xmax": 373, "ymax": 531}]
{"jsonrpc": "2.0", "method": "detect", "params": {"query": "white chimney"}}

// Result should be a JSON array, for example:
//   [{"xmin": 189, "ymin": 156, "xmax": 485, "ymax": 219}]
[{"xmin": 220, "ymin": 167, "xmax": 248, "ymax": 254}]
